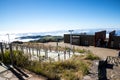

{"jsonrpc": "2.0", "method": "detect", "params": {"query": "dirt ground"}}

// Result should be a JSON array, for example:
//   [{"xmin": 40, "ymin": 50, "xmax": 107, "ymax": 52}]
[{"xmin": 43, "ymin": 42, "xmax": 119, "ymax": 60}]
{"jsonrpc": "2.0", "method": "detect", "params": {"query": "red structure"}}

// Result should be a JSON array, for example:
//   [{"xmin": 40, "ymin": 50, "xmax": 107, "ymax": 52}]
[{"xmin": 94, "ymin": 30, "xmax": 106, "ymax": 47}]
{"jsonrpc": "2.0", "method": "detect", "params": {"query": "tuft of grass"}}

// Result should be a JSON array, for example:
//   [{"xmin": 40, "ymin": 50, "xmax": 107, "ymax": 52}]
[
  {"xmin": 85, "ymin": 52, "xmax": 100, "ymax": 60},
  {"xmin": 62, "ymin": 70, "xmax": 79, "ymax": 80},
  {"xmin": 1, "ymin": 50, "xmax": 11, "ymax": 64},
  {"xmin": 76, "ymin": 49, "xmax": 86, "ymax": 53}
]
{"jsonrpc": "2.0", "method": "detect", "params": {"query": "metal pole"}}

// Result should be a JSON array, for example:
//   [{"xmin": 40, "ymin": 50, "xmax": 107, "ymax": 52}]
[
  {"xmin": 6, "ymin": 34, "xmax": 10, "ymax": 43},
  {"xmin": 68, "ymin": 30, "xmax": 74, "ymax": 51}
]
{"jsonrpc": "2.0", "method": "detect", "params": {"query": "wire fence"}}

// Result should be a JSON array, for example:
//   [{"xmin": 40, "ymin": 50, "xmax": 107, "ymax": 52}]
[{"xmin": 0, "ymin": 42, "xmax": 76, "ymax": 63}]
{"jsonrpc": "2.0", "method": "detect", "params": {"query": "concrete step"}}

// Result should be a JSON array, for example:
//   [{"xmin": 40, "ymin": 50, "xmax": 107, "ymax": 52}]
[{"xmin": 0, "ymin": 63, "xmax": 9, "ymax": 74}]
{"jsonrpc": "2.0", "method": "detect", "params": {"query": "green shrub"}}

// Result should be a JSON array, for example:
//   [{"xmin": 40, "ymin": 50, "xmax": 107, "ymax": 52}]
[
  {"xmin": 1, "ymin": 50, "xmax": 29, "ymax": 67},
  {"xmin": 2, "ymin": 50, "xmax": 11, "ymax": 64}
]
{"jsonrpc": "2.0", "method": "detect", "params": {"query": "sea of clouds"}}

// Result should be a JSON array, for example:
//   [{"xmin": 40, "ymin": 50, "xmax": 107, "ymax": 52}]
[{"xmin": 0, "ymin": 28, "xmax": 120, "ymax": 42}]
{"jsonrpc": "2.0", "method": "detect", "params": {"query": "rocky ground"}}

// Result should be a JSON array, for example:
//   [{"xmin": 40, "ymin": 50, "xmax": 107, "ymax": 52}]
[
  {"xmin": 83, "ymin": 60, "xmax": 99, "ymax": 80},
  {"xmin": 106, "ymin": 56, "xmax": 120, "ymax": 80},
  {"xmin": 83, "ymin": 56, "xmax": 120, "ymax": 80}
]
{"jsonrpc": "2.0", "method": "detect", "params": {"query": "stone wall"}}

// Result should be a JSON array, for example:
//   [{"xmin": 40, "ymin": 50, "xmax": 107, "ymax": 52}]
[{"xmin": 106, "ymin": 56, "xmax": 120, "ymax": 80}]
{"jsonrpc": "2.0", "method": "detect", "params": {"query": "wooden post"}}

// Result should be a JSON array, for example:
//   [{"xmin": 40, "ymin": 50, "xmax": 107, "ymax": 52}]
[
  {"xmin": 39, "ymin": 49, "xmax": 41, "ymax": 56},
  {"xmin": 49, "ymin": 45, "xmax": 52, "ymax": 52},
  {"xmin": 15, "ymin": 44, "xmax": 18, "ymax": 51},
  {"xmin": 29, "ymin": 47, "xmax": 31, "ymax": 59},
  {"xmin": 0, "ymin": 42, "xmax": 4, "ymax": 62},
  {"xmin": 64, "ymin": 50, "xmax": 66, "ymax": 60},
  {"xmin": 45, "ymin": 49, "xmax": 48, "ymax": 59},
  {"xmin": 26, "ymin": 47, "xmax": 28, "ymax": 54},
  {"xmin": 58, "ymin": 53, "xmax": 60, "ymax": 61},
  {"xmin": 69, "ymin": 49, "xmax": 70, "ymax": 58},
  {"xmin": 36, "ymin": 49, "xmax": 38, "ymax": 57},
  {"xmin": 9, "ymin": 43, "xmax": 14, "ymax": 65},
  {"xmin": 73, "ymin": 46, "xmax": 75, "ymax": 54},
  {"xmin": 21, "ymin": 45, "xmax": 24, "ymax": 54},
  {"xmin": 32, "ymin": 47, "xmax": 34, "ymax": 56},
  {"xmin": 56, "ymin": 42, "xmax": 58, "ymax": 53},
  {"xmin": 38, "ymin": 47, "xmax": 41, "ymax": 62}
]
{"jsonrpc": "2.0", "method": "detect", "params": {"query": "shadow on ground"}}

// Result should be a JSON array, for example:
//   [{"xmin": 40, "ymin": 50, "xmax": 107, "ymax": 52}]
[
  {"xmin": 3, "ymin": 64, "xmax": 29, "ymax": 80},
  {"xmin": 98, "ymin": 60, "xmax": 113, "ymax": 80}
]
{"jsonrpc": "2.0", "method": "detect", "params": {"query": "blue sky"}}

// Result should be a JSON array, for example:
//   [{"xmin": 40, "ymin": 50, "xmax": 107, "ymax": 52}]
[{"xmin": 0, "ymin": 0, "xmax": 120, "ymax": 33}]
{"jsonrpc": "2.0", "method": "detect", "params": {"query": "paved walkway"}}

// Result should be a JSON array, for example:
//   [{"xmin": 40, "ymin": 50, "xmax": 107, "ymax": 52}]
[
  {"xmin": 0, "ymin": 64, "xmax": 46, "ymax": 80},
  {"xmin": 0, "ymin": 66, "xmax": 8, "ymax": 74}
]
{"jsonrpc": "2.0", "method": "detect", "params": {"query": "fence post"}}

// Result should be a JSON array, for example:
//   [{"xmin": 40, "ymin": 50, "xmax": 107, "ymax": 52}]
[
  {"xmin": 32, "ymin": 47, "xmax": 34, "ymax": 56},
  {"xmin": 9, "ymin": 43, "xmax": 14, "ymax": 65},
  {"xmin": 49, "ymin": 45, "xmax": 51, "ymax": 52},
  {"xmin": 45, "ymin": 49, "xmax": 48, "ymax": 59},
  {"xmin": 38, "ymin": 49, "xmax": 41, "ymax": 62},
  {"xmin": 29, "ymin": 47, "xmax": 31, "ymax": 59},
  {"xmin": 21, "ymin": 45, "xmax": 24, "ymax": 54},
  {"xmin": 26, "ymin": 46, "xmax": 28, "ymax": 54},
  {"xmin": 69, "ymin": 49, "xmax": 70, "ymax": 58},
  {"xmin": 58, "ymin": 53, "xmax": 60, "ymax": 61},
  {"xmin": 56, "ymin": 42, "xmax": 58, "ymax": 53},
  {"xmin": 36, "ymin": 49, "xmax": 38, "ymax": 57},
  {"xmin": 16, "ymin": 44, "xmax": 18, "ymax": 51},
  {"xmin": 73, "ymin": 46, "xmax": 75, "ymax": 54},
  {"xmin": 0, "ymin": 42, "xmax": 4, "ymax": 62},
  {"xmin": 64, "ymin": 50, "xmax": 66, "ymax": 60},
  {"xmin": 39, "ymin": 49, "xmax": 41, "ymax": 56}
]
